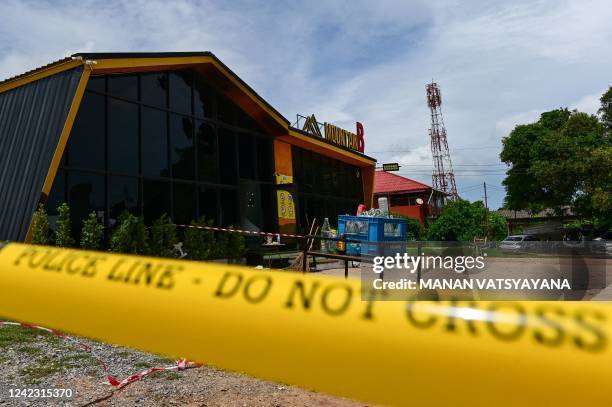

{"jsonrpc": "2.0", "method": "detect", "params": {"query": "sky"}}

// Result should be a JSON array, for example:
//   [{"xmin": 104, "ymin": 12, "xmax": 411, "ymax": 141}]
[{"xmin": 1, "ymin": 0, "xmax": 610, "ymax": 209}]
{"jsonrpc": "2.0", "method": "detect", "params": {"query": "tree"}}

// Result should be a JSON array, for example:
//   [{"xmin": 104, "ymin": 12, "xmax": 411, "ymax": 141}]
[
  {"xmin": 55, "ymin": 203, "xmax": 75, "ymax": 247},
  {"xmin": 110, "ymin": 211, "xmax": 149, "ymax": 254},
  {"xmin": 427, "ymin": 200, "xmax": 507, "ymax": 241},
  {"xmin": 149, "ymin": 214, "xmax": 178, "ymax": 257},
  {"xmin": 31, "ymin": 204, "xmax": 51, "ymax": 245},
  {"xmin": 500, "ymin": 109, "xmax": 572, "ymax": 213},
  {"xmin": 599, "ymin": 86, "xmax": 612, "ymax": 130},
  {"xmin": 81, "ymin": 211, "xmax": 104, "ymax": 250},
  {"xmin": 500, "ymin": 105, "xmax": 610, "ymax": 222},
  {"xmin": 183, "ymin": 217, "xmax": 215, "ymax": 260}
]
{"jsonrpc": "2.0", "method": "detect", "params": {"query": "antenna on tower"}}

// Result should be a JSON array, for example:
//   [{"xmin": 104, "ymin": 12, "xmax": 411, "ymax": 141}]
[{"xmin": 427, "ymin": 81, "xmax": 458, "ymax": 200}]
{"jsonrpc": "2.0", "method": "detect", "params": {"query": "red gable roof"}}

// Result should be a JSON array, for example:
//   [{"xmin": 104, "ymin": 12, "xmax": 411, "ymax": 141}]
[{"xmin": 374, "ymin": 170, "xmax": 432, "ymax": 194}]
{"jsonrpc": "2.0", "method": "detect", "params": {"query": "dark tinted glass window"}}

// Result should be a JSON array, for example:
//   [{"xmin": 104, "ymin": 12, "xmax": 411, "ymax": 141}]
[
  {"xmin": 143, "ymin": 179, "xmax": 171, "ymax": 223},
  {"xmin": 108, "ymin": 175, "xmax": 139, "ymax": 225},
  {"xmin": 218, "ymin": 127, "xmax": 237, "ymax": 184},
  {"xmin": 69, "ymin": 92, "xmax": 105, "ymax": 170},
  {"xmin": 169, "ymin": 71, "xmax": 192, "ymax": 115},
  {"xmin": 219, "ymin": 189, "xmax": 238, "ymax": 226},
  {"xmin": 217, "ymin": 93, "xmax": 234, "ymax": 124},
  {"xmin": 170, "ymin": 114, "xmax": 194, "ymax": 180},
  {"xmin": 142, "ymin": 107, "xmax": 168, "ymax": 177},
  {"xmin": 235, "ymin": 109, "xmax": 255, "ymax": 132},
  {"xmin": 47, "ymin": 169, "xmax": 66, "ymax": 216},
  {"xmin": 238, "ymin": 135, "xmax": 255, "ymax": 179},
  {"xmin": 198, "ymin": 186, "xmax": 218, "ymax": 224},
  {"xmin": 256, "ymin": 138, "xmax": 273, "ymax": 181},
  {"xmin": 108, "ymin": 98, "xmax": 138, "ymax": 174},
  {"xmin": 197, "ymin": 121, "xmax": 216, "ymax": 181},
  {"xmin": 261, "ymin": 184, "xmax": 277, "ymax": 232},
  {"xmin": 141, "ymin": 72, "xmax": 167, "ymax": 108},
  {"xmin": 107, "ymin": 74, "xmax": 138, "ymax": 101},
  {"xmin": 87, "ymin": 76, "xmax": 105, "ymax": 93},
  {"xmin": 173, "ymin": 182, "xmax": 197, "ymax": 224},
  {"xmin": 193, "ymin": 76, "xmax": 214, "ymax": 119},
  {"xmin": 68, "ymin": 171, "xmax": 105, "ymax": 237},
  {"xmin": 291, "ymin": 146, "xmax": 364, "ymax": 232}
]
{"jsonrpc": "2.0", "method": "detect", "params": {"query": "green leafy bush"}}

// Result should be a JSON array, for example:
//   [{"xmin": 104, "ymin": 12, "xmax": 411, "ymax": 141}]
[
  {"xmin": 391, "ymin": 214, "xmax": 425, "ymax": 240},
  {"xmin": 81, "ymin": 211, "xmax": 104, "ymax": 250},
  {"xmin": 214, "ymin": 229, "xmax": 229, "ymax": 259},
  {"xmin": 149, "ymin": 214, "xmax": 178, "ymax": 257},
  {"xmin": 183, "ymin": 217, "xmax": 215, "ymax": 260},
  {"xmin": 31, "ymin": 204, "xmax": 51, "ymax": 245},
  {"xmin": 225, "ymin": 225, "xmax": 246, "ymax": 261},
  {"xmin": 110, "ymin": 211, "xmax": 149, "ymax": 254},
  {"xmin": 427, "ymin": 200, "xmax": 507, "ymax": 241},
  {"xmin": 55, "ymin": 203, "xmax": 74, "ymax": 247}
]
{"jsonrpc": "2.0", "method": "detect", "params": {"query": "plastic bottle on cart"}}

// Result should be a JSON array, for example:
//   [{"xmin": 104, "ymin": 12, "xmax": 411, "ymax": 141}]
[{"xmin": 321, "ymin": 218, "xmax": 331, "ymax": 252}]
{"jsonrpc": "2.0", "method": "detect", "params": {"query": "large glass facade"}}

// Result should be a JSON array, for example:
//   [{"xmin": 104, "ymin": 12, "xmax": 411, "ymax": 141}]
[
  {"xmin": 48, "ymin": 69, "xmax": 276, "ymax": 239},
  {"xmin": 292, "ymin": 146, "xmax": 364, "ymax": 231}
]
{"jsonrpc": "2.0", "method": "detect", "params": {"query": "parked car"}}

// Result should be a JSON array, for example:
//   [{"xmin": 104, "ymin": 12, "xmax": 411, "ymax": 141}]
[
  {"xmin": 500, "ymin": 235, "xmax": 540, "ymax": 253},
  {"xmin": 592, "ymin": 232, "xmax": 612, "ymax": 256}
]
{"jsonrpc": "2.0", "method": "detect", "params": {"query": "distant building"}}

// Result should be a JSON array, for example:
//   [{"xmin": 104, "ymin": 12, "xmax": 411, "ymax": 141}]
[
  {"xmin": 373, "ymin": 171, "xmax": 446, "ymax": 224},
  {"xmin": 494, "ymin": 208, "xmax": 576, "ymax": 239}
]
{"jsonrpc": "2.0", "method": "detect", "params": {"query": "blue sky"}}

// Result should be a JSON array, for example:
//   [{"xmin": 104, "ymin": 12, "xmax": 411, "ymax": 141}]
[{"xmin": 1, "ymin": 0, "xmax": 610, "ymax": 208}]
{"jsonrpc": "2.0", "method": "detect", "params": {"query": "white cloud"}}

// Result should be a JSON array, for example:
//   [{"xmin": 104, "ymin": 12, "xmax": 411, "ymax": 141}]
[{"xmin": 571, "ymin": 91, "xmax": 606, "ymax": 115}]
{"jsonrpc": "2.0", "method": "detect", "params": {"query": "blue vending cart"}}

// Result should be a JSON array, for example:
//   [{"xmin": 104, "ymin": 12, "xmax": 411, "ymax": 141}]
[{"xmin": 337, "ymin": 215, "xmax": 407, "ymax": 257}]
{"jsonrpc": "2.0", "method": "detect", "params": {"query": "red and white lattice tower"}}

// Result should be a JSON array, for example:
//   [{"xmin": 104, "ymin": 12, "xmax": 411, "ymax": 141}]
[{"xmin": 426, "ymin": 81, "xmax": 458, "ymax": 199}]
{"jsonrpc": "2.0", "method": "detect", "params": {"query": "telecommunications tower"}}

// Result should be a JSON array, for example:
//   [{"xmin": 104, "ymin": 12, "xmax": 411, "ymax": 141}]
[{"xmin": 426, "ymin": 81, "xmax": 458, "ymax": 199}]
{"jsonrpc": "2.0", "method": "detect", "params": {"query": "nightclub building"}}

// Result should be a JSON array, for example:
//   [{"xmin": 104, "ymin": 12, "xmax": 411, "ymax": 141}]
[{"xmin": 0, "ymin": 52, "xmax": 376, "ymax": 241}]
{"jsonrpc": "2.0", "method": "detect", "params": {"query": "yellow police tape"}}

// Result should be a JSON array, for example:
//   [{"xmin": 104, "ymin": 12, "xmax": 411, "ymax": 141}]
[{"xmin": 0, "ymin": 243, "xmax": 610, "ymax": 406}]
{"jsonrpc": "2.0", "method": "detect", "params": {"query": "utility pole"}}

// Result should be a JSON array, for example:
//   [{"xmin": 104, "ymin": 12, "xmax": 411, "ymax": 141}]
[
  {"xmin": 484, "ymin": 182, "xmax": 488, "ymax": 210},
  {"xmin": 484, "ymin": 182, "xmax": 489, "ymax": 239}
]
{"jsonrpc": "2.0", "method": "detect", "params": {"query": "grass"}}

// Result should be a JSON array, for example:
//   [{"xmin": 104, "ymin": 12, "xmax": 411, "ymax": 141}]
[
  {"xmin": 1, "ymin": 324, "xmax": 99, "ymax": 384},
  {"xmin": 20, "ymin": 356, "xmax": 66, "ymax": 385},
  {"xmin": 164, "ymin": 371, "xmax": 181, "ymax": 380},
  {"xmin": 59, "ymin": 353, "xmax": 97, "ymax": 368},
  {"xmin": 16, "ymin": 345, "xmax": 42, "ymax": 355},
  {"xmin": 155, "ymin": 357, "xmax": 177, "ymax": 365},
  {"xmin": 133, "ymin": 361, "xmax": 155, "ymax": 369},
  {"xmin": 0, "ymin": 325, "xmax": 45, "ymax": 349}
]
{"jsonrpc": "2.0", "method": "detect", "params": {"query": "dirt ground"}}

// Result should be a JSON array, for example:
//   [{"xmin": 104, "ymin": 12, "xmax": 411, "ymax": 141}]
[{"xmin": 0, "ymin": 324, "xmax": 365, "ymax": 406}]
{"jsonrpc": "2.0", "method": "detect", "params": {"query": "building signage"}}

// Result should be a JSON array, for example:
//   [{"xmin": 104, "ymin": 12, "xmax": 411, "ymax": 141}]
[
  {"xmin": 302, "ymin": 114, "xmax": 365, "ymax": 153},
  {"xmin": 277, "ymin": 190, "xmax": 295, "ymax": 220},
  {"xmin": 382, "ymin": 163, "xmax": 400, "ymax": 172}
]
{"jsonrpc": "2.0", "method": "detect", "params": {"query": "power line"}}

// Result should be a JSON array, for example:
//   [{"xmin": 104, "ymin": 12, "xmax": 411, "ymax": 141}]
[
  {"xmin": 394, "ymin": 163, "xmax": 506, "ymax": 167},
  {"xmin": 367, "ymin": 146, "xmax": 499, "ymax": 154}
]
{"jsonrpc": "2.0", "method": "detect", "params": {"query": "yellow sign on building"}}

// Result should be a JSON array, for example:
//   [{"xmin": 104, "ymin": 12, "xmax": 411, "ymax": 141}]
[{"xmin": 277, "ymin": 190, "xmax": 295, "ymax": 220}]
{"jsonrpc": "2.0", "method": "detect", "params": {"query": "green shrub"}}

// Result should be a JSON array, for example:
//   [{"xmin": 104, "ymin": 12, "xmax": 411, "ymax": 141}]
[
  {"xmin": 225, "ymin": 225, "xmax": 246, "ymax": 261},
  {"xmin": 80, "ymin": 211, "xmax": 104, "ymax": 250},
  {"xmin": 391, "ymin": 214, "xmax": 426, "ymax": 240},
  {"xmin": 183, "ymin": 217, "xmax": 215, "ymax": 260},
  {"xmin": 55, "ymin": 203, "xmax": 74, "ymax": 247},
  {"xmin": 214, "ymin": 229, "xmax": 229, "ymax": 259},
  {"xmin": 31, "ymin": 204, "xmax": 51, "ymax": 245},
  {"xmin": 110, "ymin": 211, "xmax": 149, "ymax": 254},
  {"xmin": 149, "ymin": 214, "xmax": 178, "ymax": 257},
  {"xmin": 427, "ymin": 200, "xmax": 507, "ymax": 241}
]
